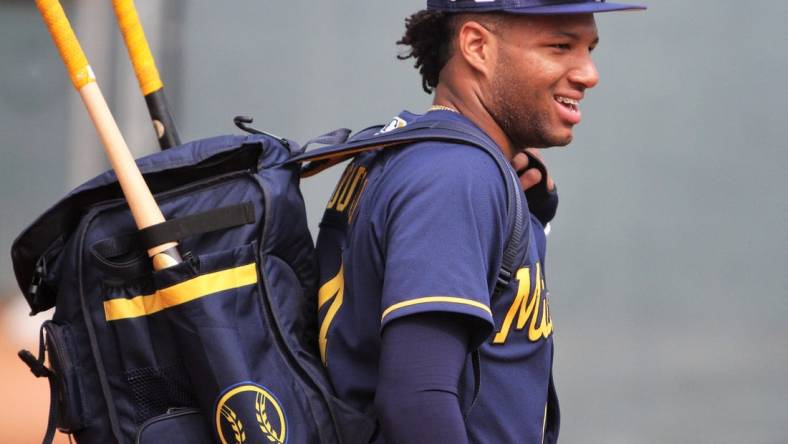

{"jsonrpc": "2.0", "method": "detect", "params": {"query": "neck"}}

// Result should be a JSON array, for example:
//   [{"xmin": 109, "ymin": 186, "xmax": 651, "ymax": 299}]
[{"xmin": 432, "ymin": 82, "xmax": 515, "ymax": 160}]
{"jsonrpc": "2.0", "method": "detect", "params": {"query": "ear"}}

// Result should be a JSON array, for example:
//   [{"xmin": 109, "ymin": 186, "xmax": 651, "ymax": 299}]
[{"xmin": 456, "ymin": 20, "xmax": 498, "ymax": 78}]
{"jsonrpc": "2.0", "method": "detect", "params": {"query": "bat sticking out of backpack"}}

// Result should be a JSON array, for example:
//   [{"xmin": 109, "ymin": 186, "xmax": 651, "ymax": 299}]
[
  {"xmin": 35, "ymin": 0, "xmax": 182, "ymax": 270},
  {"xmin": 111, "ymin": 0, "xmax": 181, "ymax": 150}
]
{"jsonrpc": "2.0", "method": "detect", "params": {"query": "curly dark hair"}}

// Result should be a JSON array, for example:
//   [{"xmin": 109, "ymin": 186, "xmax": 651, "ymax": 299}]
[
  {"xmin": 397, "ymin": 10, "xmax": 455, "ymax": 94},
  {"xmin": 397, "ymin": 11, "xmax": 505, "ymax": 94}
]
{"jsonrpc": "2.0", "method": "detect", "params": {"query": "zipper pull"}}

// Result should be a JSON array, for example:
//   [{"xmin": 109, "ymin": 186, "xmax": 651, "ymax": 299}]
[{"xmin": 18, "ymin": 349, "xmax": 53, "ymax": 378}]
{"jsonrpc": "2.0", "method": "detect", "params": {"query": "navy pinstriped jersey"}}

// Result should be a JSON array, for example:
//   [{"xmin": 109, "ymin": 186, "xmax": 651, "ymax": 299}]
[{"xmin": 315, "ymin": 110, "xmax": 557, "ymax": 443}]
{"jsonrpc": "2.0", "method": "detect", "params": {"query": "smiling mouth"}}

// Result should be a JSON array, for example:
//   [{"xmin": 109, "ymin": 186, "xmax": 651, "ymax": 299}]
[{"xmin": 555, "ymin": 96, "xmax": 579, "ymax": 112}]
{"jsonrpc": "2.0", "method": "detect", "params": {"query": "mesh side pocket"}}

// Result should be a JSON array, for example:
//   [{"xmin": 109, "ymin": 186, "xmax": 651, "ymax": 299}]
[{"xmin": 126, "ymin": 364, "xmax": 198, "ymax": 424}]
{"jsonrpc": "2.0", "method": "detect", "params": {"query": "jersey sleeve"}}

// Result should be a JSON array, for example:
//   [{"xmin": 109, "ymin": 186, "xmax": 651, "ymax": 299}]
[{"xmin": 373, "ymin": 143, "xmax": 507, "ymax": 339}]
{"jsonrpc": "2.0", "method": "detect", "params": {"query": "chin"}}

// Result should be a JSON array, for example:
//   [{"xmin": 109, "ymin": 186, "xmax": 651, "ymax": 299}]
[
  {"xmin": 544, "ymin": 131, "xmax": 573, "ymax": 147},
  {"xmin": 558, "ymin": 133, "xmax": 573, "ymax": 146}
]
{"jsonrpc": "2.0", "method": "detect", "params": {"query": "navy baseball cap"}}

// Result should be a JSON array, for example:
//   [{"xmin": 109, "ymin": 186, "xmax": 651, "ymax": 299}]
[{"xmin": 427, "ymin": 0, "xmax": 646, "ymax": 15}]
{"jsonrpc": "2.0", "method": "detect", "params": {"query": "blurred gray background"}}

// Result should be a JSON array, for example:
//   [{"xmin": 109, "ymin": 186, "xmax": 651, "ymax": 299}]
[{"xmin": 1, "ymin": 1, "xmax": 786, "ymax": 442}]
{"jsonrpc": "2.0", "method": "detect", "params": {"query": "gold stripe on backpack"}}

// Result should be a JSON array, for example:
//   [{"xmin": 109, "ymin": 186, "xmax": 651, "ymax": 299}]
[{"xmin": 103, "ymin": 262, "xmax": 257, "ymax": 321}]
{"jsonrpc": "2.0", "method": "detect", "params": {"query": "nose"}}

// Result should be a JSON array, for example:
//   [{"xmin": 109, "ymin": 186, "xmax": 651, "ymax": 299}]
[{"xmin": 568, "ymin": 55, "xmax": 599, "ymax": 90}]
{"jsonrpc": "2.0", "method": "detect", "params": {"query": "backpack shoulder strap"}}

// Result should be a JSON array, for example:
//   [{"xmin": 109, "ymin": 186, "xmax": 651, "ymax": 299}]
[
  {"xmin": 293, "ymin": 118, "xmax": 526, "ymax": 293},
  {"xmin": 291, "ymin": 119, "xmax": 499, "ymax": 176}
]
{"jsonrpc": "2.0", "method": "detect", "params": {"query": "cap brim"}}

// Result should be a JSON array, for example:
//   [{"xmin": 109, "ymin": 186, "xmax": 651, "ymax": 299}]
[{"xmin": 503, "ymin": 3, "xmax": 646, "ymax": 15}]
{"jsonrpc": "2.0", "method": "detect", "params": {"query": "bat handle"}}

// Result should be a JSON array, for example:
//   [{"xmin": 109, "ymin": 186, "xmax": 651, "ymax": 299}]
[
  {"xmin": 36, "ymin": 0, "xmax": 95, "ymax": 91},
  {"xmin": 112, "ymin": 0, "xmax": 162, "ymax": 95},
  {"xmin": 79, "ymin": 83, "xmax": 181, "ymax": 271},
  {"xmin": 112, "ymin": 0, "xmax": 181, "ymax": 149},
  {"xmin": 144, "ymin": 89, "xmax": 181, "ymax": 149}
]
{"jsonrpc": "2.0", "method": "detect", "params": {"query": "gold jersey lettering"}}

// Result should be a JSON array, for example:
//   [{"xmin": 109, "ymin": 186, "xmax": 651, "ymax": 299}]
[
  {"xmin": 327, "ymin": 164, "xmax": 367, "ymax": 213},
  {"xmin": 493, "ymin": 262, "xmax": 553, "ymax": 344},
  {"xmin": 318, "ymin": 263, "xmax": 344, "ymax": 366}
]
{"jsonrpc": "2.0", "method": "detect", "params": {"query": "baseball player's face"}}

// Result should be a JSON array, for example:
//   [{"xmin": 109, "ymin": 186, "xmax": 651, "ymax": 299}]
[{"xmin": 488, "ymin": 14, "xmax": 600, "ymax": 149}]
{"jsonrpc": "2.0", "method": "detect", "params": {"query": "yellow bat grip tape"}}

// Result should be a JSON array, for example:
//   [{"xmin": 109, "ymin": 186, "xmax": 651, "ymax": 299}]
[
  {"xmin": 112, "ymin": 0, "xmax": 163, "ymax": 96},
  {"xmin": 36, "ymin": 0, "xmax": 95, "ymax": 90}
]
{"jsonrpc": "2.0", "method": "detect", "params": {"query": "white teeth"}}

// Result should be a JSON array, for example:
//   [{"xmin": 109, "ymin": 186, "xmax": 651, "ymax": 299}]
[{"xmin": 556, "ymin": 96, "xmax": 579, "ymax": 106}]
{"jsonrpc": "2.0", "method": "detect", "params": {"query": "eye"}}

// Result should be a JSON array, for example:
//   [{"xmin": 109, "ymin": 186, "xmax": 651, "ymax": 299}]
[{"xmin": 551, "ymin": 43, "xmax": 571, "ymax": 50}]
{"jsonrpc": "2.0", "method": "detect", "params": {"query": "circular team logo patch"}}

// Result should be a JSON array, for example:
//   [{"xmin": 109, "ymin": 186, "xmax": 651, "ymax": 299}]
[{"xmin": 215, "ymin": 383, "xmax": 287, "ymax": 444}]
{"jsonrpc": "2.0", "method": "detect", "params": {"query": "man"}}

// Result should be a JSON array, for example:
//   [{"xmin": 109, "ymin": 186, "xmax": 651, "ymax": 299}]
[{"xmin": 316, "ymin": 1, "xmax": 645, "ymax": 442}]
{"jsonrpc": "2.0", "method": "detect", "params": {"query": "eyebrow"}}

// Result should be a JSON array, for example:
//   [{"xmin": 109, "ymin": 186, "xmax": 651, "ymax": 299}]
[{"xmin": 550, "ymin": 31, "xmax": 600, "ymax": 45}]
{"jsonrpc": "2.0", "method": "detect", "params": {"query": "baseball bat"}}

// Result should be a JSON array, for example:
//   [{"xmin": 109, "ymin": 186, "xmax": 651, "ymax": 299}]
[
  {"xmin": 36, "ymin": 0, "xmax": 181, "ymax": 270},
  {"xmin": 111, "ymin": 0, "xmax": 181, "ymax": 150}
]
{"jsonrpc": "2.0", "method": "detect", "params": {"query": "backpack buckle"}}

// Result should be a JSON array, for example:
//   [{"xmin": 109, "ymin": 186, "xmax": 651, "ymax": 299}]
[{"xmin": 495, "ymin": 267, "xmax": 513, "ymax": 293}]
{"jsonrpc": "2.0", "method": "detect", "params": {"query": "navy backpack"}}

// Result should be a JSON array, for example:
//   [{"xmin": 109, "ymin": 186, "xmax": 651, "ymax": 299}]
[{"xmin": 12, "ymin": 117, "xmax": 529, "ymax": 443}]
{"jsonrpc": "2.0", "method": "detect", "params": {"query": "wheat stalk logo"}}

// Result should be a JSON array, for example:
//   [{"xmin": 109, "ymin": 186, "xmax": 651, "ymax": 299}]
[
  {"xmin": 255, "ymin": 391, "xmax": 284, "ymax": 443},
  {"xmin": 220, "ymin": 405, "xmax": 247, "ymax": 444},
  {"xmin": 215, "ymin": 384, "xmax": 287, "ymax": 444}
]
